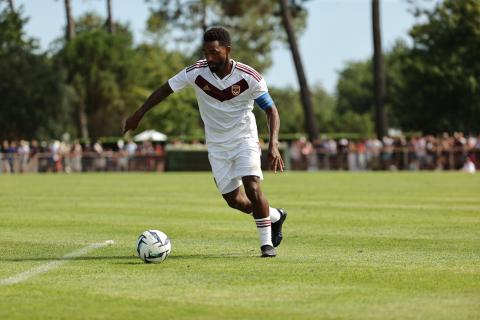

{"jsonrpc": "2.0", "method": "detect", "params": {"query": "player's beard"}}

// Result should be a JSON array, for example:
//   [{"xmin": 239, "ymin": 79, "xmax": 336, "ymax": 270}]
[{"xmin": 209, "ymin": 57, "xmax": 229, "ymax": 73}]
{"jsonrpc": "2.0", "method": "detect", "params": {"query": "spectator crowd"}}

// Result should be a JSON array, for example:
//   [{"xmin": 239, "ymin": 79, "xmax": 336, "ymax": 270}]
[
  {"xmin": 1, "ymin": 132, "xmax": 479, "ymax": 174},
  {"xmin": 0, "ymin": 139, "xmax": 165, "ymax": 174},
  {"xmin": 289, "ymin": 132, "xmax": 479, "ymax": 173}
]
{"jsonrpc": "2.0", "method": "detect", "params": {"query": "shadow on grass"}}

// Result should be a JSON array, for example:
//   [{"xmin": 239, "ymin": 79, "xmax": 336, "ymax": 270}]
[
  {"xmin": 169, "ymin": 253, "xmax": 249, "ymax": 260},
  {"xmin": 1, "ymin": 256, "xmax": 136, "ymax": 262},
  {"xmin": 114, "ymin": 254, "xmax": 253, "ymax": 265},
  {"xmin": 1, "ymin": 253, "xmax": 252, "ymax": 263}
]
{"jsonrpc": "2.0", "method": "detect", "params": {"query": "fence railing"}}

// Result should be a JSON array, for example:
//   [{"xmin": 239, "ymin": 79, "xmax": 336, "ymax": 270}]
[
  {"xmin": 0, "ymin": 146, "xmax": 478, "ymax": 174},
  {"xmin": 292, "ymin": 146, "xmax": 478, "ymax": 171}
]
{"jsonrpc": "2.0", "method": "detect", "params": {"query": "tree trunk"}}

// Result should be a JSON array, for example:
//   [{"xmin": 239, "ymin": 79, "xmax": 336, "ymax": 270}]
[
  {"xmin": 372, "ymin": 0, "xmax": 387, "ymax": 139},
  {"xmin": 8, "ymin": 0, "xmax": 14, "ymax": 12},
  {"xmin": 64, "ymin": 0, "xmax": 75, "ymax": 41},
  {"xmin": 106, "ymin": 0, "xmax": 115, "ymax": 33},
  {"xmin": 64, "ymin": 0, "xmax": 88, "ymax": 139},
  {"xmin": 197, "ymin": 0, "xmax": 208, "ymax": 59},
  {"xmin": 278, "ymin": 0, "xmax": 318, "ymax": 143},
  {"xmin": 201, "ymin": 0, "xmax": 208, "ymax": 33},
  {"xmin": 78, "ymin": 103, "xmax": 89, "ymax": 141}
]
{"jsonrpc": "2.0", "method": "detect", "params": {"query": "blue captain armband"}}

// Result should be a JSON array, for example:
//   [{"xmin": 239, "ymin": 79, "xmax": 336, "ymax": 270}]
[{"xmin": 255, "ymin": 92, "xmax": 274, "ymax": 110}]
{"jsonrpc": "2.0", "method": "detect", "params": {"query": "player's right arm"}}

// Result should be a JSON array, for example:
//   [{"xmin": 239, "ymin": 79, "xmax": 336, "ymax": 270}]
[{"xmin": 123, "ymin": 82, "xmax": 173, "ymax": 134}]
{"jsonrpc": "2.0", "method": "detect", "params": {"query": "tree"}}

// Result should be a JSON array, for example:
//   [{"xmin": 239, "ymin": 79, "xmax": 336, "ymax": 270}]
[
  {"xmin": 7, "ymin": 0, "xmax": 14, "ymax": 12},
  {"xmin": 144, "ymin": 0, "xmax": 307, "ymax": 73},
  {"xmin": 279, "ymin": 0, "xmax": 318, "ymax": 142},
  {"xmin": 371, "ymin": 0, "xmax": 387, "ymax": 138},
  {"xmin": 0, "ymin": 8, "xmax": 72, "ymax": 139},
  {"xmin": 335, "ymin": 41, "xmax": 408, "ymax": 133},
  {"xmin": 55, "ymin": 14, "xmax": 139, "ymax": 139},
  {"xmin": 253, "ymin": 85, "xmax": 335, "ymax": 136},
  {"xmin": 145, "ymin": 0, "xmax": 319, "ymax": 140},
  {"xmin": 60, "ymin": 0, "xmax": 89, "ymax": 140},
  {"xmin": 396, "ymin": 0, "xmax": 480, "ymax": 133},
  {"xmin": 337, "ymin": 61, "xmax": 373, "ymax": 116},
  {"xmin": 106, "ymin": 0, "xmax": 114, "ymax": 34},
  {"xmin": 63, "ymin": 0, "xmax": 75, "ymax": 41},
  {"xmin": 132, "ymin": 44, "xmax": 203, "ymax": 137}
]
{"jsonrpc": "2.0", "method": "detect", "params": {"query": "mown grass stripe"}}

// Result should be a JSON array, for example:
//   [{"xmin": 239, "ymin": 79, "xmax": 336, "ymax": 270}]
[{"xmin": 0, "ymin": 240, "xmax": 114, "ymax": 286}]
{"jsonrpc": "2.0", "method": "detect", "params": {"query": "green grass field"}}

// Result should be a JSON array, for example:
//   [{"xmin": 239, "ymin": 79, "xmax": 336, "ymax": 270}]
[{"xmin": 0, "ymin": 172, "xmax": 479, "ymax": 319}]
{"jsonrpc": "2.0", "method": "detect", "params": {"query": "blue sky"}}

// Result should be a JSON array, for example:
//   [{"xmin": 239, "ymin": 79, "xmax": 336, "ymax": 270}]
[{"xmin": 15, "ymin": 0, "xmax": 437, "ymax": 94}]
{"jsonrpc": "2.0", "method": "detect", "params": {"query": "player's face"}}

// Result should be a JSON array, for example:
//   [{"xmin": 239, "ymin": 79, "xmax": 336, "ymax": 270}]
[{"xmin": 203, "ymin": 41, "xmax": 230, "ymax": 73}]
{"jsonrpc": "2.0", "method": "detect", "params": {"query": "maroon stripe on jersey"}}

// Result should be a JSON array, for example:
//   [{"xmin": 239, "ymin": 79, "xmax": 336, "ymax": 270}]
[
  {"xmin": 187, "ymin": 60, "xmax": 207, "ymax": 68},
  {"xmin": 237, "ymin": 63, "xmax": 262, "ymax": 79},
  {"xmin": 186, "ymin": 64, "xmax": 208, "ymax": 73},
  {"xmin": 186, "ymin": 61, "xmax": 208, "ymax": 72},
  {"xmin": 187, "ymin": 62, "xmax": 207, "ymax": 70},
  {"xmin": 235, "ymin": 65, "xmax": 262, "ymax": 82},
  {"xmin": 194, "ymin": 75, "xmax": 249, "ymax": 102}
]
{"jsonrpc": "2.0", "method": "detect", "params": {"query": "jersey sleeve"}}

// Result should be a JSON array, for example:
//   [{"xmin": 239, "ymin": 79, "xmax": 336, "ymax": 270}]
[
  {"xmin": 168, "ymin": 69, "xmax": 192, "ymax": 92},
  {"xmin": 252, "ymin": 78, "xmax": 274, "ymax": 110},
  {"xmin": 251, "ymin": 78, "xmax": 269, "ymax": 100}
]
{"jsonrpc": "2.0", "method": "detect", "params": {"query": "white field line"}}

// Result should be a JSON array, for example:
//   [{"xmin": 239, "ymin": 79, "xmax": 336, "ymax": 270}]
[{"xmin": 0, "ymin": 240, "xmax": 115, "ymax": 287}]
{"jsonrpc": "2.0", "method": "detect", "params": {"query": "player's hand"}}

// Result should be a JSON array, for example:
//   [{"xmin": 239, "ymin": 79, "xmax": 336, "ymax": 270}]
[
  {"xmin": 268, "ymin": 142, "xmax": 284, "ymax": 173},
  {"xmin": 123, "ymin": 112, "xmax": 142, "ymax": 134}
]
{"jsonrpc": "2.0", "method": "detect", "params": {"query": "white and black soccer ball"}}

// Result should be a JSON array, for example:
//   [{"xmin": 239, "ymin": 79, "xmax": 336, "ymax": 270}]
[{"xmin": 136, "ymin": 230, "xmax": 171, "ymax": 263}]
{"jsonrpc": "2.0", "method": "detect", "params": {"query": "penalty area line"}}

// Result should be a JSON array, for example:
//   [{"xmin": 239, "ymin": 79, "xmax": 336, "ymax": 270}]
[{"xmin": 0, "ymin": 240, "xmax": 115, "ymax": 287}]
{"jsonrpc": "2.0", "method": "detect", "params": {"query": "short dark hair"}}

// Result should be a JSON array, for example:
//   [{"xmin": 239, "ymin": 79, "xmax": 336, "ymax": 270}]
[{"xmin": 203, "ymin": 27, "xmax": 231, "ymax": 47}]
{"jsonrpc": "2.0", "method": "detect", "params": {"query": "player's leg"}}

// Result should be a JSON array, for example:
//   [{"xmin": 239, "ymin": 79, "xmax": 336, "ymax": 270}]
[
  {"xmin": 222, "ymin": 187, "xmax": 252, "ymax": 214},
  {"xmin": 242, "ymin": 175, "xmax": 275, "ymax": 257},
  {"xmin": 222, "ymin": 186, "xmax": 282, "ymax": 221},
  {"xmin": 242, "ymin": 175, "xmax": 268, "ymax": 219}
]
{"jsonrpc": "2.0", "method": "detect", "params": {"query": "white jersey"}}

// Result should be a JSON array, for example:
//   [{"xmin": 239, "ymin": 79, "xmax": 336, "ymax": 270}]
[{"xmin": 168, "ymin": 59, "xmax": 268, "ymax": 152}]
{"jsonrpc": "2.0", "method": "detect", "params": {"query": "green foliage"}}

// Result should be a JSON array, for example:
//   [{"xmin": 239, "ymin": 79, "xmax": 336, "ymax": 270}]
[
  {"xmin": 145, "ymin": 0, "xmax": 307, "ymax": 72},
  {"xmin": 55, "ymin": 14, "xmax": 139, "ymax": 139},
  {"xmin": 334, "ymin": 41, "xmax": 412, "ymax": 133},
  {"xmin": 336, "ymin": 61, "xmax": 373, "ymax": 115},
  {"xmin": 253, "ymin": 84, "xmax": 336, "ymax": 136},
  {"xmin": 336, "ymin": 0, "xmax": 480, "ymax": 134},
  {"xmin": 266, "ymin": 87, "xmax": 304, "ymax": 133},
  {"xmin": 0, "ymin": 8, "xmax": 72, "ymax": 139},
  {"xmin": 396, "ymin": 0, "xmax": 480, "ymax": 133},
  {"xmin": 139, "ymin": 88, "xmax": 203, "ymax": 137},
  {"xmin": 337, "ymin": 0, "xmax": 480, "ymax": 135},
  {"xmin": 327, "ymin": 111, "xmax": 374, "ymax": 136},
  {"xmin": 129, "ymin": 44, "xmax": 202, "ymax": 137}
]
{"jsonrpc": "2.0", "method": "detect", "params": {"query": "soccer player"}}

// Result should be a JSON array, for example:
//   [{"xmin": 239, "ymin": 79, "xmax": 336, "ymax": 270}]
[{"xmin": 123, "ymin": 27, "xmax": 287, "ymax": 257}]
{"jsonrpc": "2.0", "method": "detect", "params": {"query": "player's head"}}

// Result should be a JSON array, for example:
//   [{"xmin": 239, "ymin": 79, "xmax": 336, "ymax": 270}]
[{"xmin": 203, "ymin": 26, "xmax": 231, "ymax": 72}]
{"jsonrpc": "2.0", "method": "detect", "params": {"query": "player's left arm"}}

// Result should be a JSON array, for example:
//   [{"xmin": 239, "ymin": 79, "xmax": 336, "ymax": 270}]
[
  {"xmin": 255, "ymin": 92, "xmax": 284, "ymax": 173},
  {"xmin": 265, "ymin": 105, "xmax": 284, "ymax": 173}
]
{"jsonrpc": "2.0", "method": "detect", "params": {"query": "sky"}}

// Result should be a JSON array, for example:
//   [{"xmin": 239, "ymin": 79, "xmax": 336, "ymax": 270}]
[{"xmin": 14, "ymin": 0, "xmax": 437, "ymax": 94}]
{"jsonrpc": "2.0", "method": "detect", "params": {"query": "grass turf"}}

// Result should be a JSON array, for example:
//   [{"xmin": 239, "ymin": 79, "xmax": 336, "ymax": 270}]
[{"xmin": 0, "ymin": 172, "xmax": 479, "ymax": 319}]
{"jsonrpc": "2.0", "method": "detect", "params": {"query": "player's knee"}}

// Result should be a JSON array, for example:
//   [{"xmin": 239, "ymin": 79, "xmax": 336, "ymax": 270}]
[
  {"xmin": 244, "ymin": 183, "xmax": 262, "ymax": 203},
  {"xmin": 226, "ymin": 197, "xmax": 240, "ymax": 209},
  {"xmin": 225, "ymin": 196, "xmax": 250, "ymax": 213}
]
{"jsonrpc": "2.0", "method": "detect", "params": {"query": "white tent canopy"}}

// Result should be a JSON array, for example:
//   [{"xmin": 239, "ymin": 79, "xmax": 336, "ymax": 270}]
[{"xmin": 133, "ymin": 130, "xmax": 167, "ymax": 142}]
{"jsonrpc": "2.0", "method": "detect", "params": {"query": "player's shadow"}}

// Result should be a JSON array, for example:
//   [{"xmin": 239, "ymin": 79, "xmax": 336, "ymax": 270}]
[
  {"xmin": 1, "ymin": 256, "xmax": 136, "ymax": 262},
  {"xmin": 168, "ymin": 253, "xmax": 249, "ymax": 260},
  {"xmin": 2, "ymin": 253, "xmax": 255, "ymax": 265}
]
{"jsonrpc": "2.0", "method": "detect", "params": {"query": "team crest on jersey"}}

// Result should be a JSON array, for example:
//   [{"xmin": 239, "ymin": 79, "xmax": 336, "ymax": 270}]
[{"xmin": 231, "ymin": 85, "xmax": 241, "ymax": 96}]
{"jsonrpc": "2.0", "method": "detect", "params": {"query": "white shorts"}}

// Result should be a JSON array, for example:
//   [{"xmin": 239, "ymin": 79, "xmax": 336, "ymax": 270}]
[{"xmin": 208, "ymin": 142, "xmax": 263, "ymax": 194}]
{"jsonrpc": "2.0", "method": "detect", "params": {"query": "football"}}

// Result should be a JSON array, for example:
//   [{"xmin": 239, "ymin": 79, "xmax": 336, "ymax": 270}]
[{"xmin": 136, "ymin": 230, "xmax": 171, "ymax": 263}]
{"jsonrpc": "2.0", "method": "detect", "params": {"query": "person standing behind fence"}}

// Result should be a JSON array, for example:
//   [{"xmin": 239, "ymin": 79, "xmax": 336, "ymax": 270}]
[
  {"xmin": 29, "ymin": 140, "xmax": 39, "ymax": 173},
  {"xmin": 0, "ymin": 140, "xmax": 6, "ymax": 174},
  {"xmin": 125, "ymin": 139, "xmax": 137, "ymax": 170},
  {"xmin": 18, "ymin": 140, "xmax": 30, "ymax": 173},
  {"xmin": 6, "ymin": 140, "xmax": 17, "ymax": 173},
  {"xmin": 71, "ymin": 140, "xmax": 83, "ymax": 172}
]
